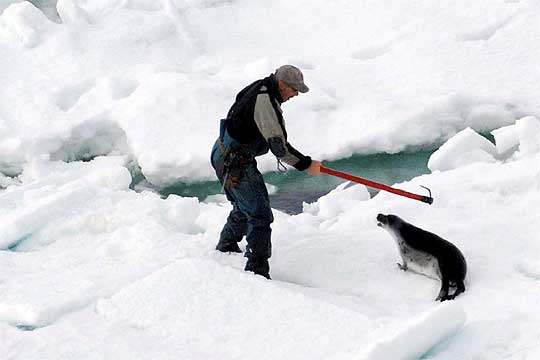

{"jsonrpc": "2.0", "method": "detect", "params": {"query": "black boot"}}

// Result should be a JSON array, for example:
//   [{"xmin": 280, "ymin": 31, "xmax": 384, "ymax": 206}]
[
  {"xmin": 215, "ymin": 241, "xmax": 242, "ymax": 253},
  {"xmin": 244, "ymin": 258, "xmax": 271, "ymax": 279}
]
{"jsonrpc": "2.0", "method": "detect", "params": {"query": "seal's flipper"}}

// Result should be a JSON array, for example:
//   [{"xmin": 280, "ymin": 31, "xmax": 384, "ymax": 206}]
[
  {"xmin": 453, "ymin": 281, "xmax": 466, "ymax": 298},
  {"xmin": 436, "ymin": 277, "xmax": 451, "ymax": 302}
]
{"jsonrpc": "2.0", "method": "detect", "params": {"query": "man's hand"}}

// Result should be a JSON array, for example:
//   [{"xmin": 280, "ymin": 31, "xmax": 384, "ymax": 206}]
[{"xmin": 307, "ymin": 160, "xmax": 321, "ymax": 175}]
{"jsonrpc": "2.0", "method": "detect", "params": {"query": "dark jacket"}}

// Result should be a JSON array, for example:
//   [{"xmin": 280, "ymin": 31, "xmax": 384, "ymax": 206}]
[{"xmin": 225, "ymin": 74, "xmax": 312, "ymax": 171}]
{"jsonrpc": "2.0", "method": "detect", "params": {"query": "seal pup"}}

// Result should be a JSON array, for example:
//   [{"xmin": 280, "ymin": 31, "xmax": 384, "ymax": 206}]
[{"xmin": 376, "ymin": 213, "xmax": 467, "ymax": 301}]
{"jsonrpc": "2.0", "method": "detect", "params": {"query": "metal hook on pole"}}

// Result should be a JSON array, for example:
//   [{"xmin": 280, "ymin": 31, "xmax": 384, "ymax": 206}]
[{"xmin": 419, "ymin": 185, "xmax": 433, "ymax": 204}]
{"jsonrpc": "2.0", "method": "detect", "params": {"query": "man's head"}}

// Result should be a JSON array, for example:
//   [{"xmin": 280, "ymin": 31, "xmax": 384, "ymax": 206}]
[{"xmin": 275, "ymin": 65, "xmax": 309, "ymax": 102}]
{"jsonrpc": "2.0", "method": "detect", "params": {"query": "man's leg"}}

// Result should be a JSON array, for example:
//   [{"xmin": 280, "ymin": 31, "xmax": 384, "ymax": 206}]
[
  {"xmin": 243, "ymin": 217, "xmax": 273, "ymax": 279},
  {"xmin": 211, "ymin": 139, "xmax": 246, "ymax": 253},
  {"xmin": 229, "ymin": 165, "xmax": 273, "ymax": 279},
  {"xmin": 211, "ymin": 141, "xmax": 272, "ymax": 277},
  {"xmin": 216, "ymin": 203, "xmax": 247, "ymax": 253}
]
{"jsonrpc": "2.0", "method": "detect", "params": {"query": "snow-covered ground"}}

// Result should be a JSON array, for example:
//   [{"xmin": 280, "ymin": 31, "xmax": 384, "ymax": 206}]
[{"xmin": 1, "ymin": 1, "xmax": 540, "ymax": 359}]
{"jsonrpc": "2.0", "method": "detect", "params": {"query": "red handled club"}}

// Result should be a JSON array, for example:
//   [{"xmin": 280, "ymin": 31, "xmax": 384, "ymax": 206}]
[{"xmin": 320, "ymin": 165, "xmax": 433, "ymax": 205}]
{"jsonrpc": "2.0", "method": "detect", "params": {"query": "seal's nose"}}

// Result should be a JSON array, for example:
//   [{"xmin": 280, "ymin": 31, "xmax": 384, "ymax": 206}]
[{"xmin": 376, "ymin": 213, "xmax": 386, "ymax": 227}]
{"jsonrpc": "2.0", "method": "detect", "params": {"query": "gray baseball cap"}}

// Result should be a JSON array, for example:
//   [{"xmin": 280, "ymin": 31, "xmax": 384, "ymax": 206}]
[{"xmin": 275, "ymin": 65, "xmax": 309, "ymax": 93}]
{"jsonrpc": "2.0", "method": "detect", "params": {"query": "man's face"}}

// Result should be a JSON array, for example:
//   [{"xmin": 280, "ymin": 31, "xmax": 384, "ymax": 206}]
[{"xmin": 278, "ymin": 81, "xmax": 299, "ymax": 102}]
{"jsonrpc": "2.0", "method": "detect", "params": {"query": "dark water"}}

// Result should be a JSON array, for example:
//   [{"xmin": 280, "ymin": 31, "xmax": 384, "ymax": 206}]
[
  {"xmin": 158, "ymin": 150, "xmax": 433, "ymax": 214},
  {"xmin": 16, "ymin": 325, "xmax": 37, "ymax": 331}
]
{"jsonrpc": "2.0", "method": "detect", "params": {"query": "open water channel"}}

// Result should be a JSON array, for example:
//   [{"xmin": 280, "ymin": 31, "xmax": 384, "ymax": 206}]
[{"xmin": 158, "ymin": 150, "xmax": 434, "ymax": 214}]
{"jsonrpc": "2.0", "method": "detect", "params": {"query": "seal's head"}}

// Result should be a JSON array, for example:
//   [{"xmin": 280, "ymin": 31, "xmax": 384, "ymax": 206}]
[{"xmin": 376, "ymin": 213, "xmax": 401, "ymax": 230}]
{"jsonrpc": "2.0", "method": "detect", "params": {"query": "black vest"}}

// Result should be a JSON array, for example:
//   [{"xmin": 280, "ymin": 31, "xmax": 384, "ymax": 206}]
[{"xmin": 225, "ymin": 74, "xmax": 286, "ymax": 144}]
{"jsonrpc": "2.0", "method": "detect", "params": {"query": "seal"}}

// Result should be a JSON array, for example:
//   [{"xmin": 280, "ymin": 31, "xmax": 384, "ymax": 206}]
[{"xmin": 376, "ymin": 213, "xmax": 467, "ymax": 301}]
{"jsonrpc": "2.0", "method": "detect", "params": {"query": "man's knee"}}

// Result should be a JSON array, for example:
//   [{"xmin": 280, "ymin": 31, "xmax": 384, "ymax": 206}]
[{"xmin": 248, "ymin": 211, "xmax": 273, "ymax": 228}]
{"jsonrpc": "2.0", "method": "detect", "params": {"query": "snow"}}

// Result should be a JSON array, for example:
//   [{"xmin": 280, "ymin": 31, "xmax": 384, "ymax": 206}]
[
  {"xmin": 0, "ymin": 156, "xmax": 131, "ymax": 250},
  {"xmin": 1, "ymin": 0, "xmax": 540, "ymax": 359},
  {"xmin": 2, "ymin": 0, "xmax": 540, "ymax": 184},
  {"xmin": 491, "ymin": 123, "xmax": 519, "ymax": 155},
  {"xmin": 515, "ymin": 115, "xmax": 540, "ymax": 156},
  {"xmin": 0, "ymin": 172, "xmax": 18, "ymax": 188},
  {"xmin": 358, "ymin": 302, "xmax": 466, "ymax": 360},
  {"xmin": 303, "ymin": 181, "xmax": 370, "ymax": 224},
  {"xmin": 92, "ymin": 259, "xmax": 372, "ymax": 360},
  {"xmin": 427, "ymin": 127, "xmax": 497, "ymax": 172}
]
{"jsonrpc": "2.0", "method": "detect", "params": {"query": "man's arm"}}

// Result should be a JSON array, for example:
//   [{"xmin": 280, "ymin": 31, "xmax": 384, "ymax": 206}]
[{"xmin": 253, "ymin": 92, "xmax": 312, "ymax": 170}]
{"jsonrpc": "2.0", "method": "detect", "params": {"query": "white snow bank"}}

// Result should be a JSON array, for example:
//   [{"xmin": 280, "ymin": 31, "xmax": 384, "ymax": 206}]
[
  {"xmin": 0, "ymin": 156, "xmax": 216, "ymax": 328},
  {"xmin": 112, "ymin": 73, "xmax": 227, "ymax": 186},
  {"xmin": 0, "ymin": 156, "xmax": 131, "ymax": 249},
  {"xmin": 359, "ymin": 302, "xmax": 466, "ymax": 360},
  {"xmin": 427, "ymin": 127, "xmax": 497, "ymax": 171},
  {"xmin": 2, "ymin": 0, "xmax": 539, "ymax": 184},
  {"xmin": 95, "ymin": 258, "xmax": 371, "ymax": 359}
]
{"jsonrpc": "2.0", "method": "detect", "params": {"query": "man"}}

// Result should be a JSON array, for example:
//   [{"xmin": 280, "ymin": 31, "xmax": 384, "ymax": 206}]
[{"xmin": 210, "ymin": 65, "xmax": 321, "ymax": 279}]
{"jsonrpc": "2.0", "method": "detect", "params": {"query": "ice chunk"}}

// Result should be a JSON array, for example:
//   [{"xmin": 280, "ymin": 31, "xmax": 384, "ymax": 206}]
[
  {"xmin": 1, "ymin": 1, "xmax": 53, "ymax": 47},
  {"xmin": 515, "ymin": 116, "xmax": 540, "ymax": 156},
  {"xmin": 428, "ymin": 127, "xmax": 497, "ymax": 171},
  {"xmin": 303, "ymin": 181, "xmax": 370, "ymax": 220},
  {"xmin": 203, "ymin": 193, "xmax": 227, "ymax": 204},
  {"xmin": 0, "ymin": 157, "xmax": 131, "ymax": 249},
  {"xmin": 0, "ymin": 172, "xmax": 18, "ymax": 188},
  {"xmin": 358, "ymin": 302, "xmax": 466, "ymax": 360},
  {"xmin": 491, "ymin": 124, "xmax": 519, "ymax": 155},
  {"xmin": 265, "ymin": 182, "xmax": 277, "ymax": 195}
]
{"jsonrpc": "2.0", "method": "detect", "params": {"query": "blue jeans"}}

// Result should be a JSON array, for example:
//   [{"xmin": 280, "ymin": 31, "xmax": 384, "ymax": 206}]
[{"xmin": 210, "ymin": 131, "xmax": 273, "ymax": 261}]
